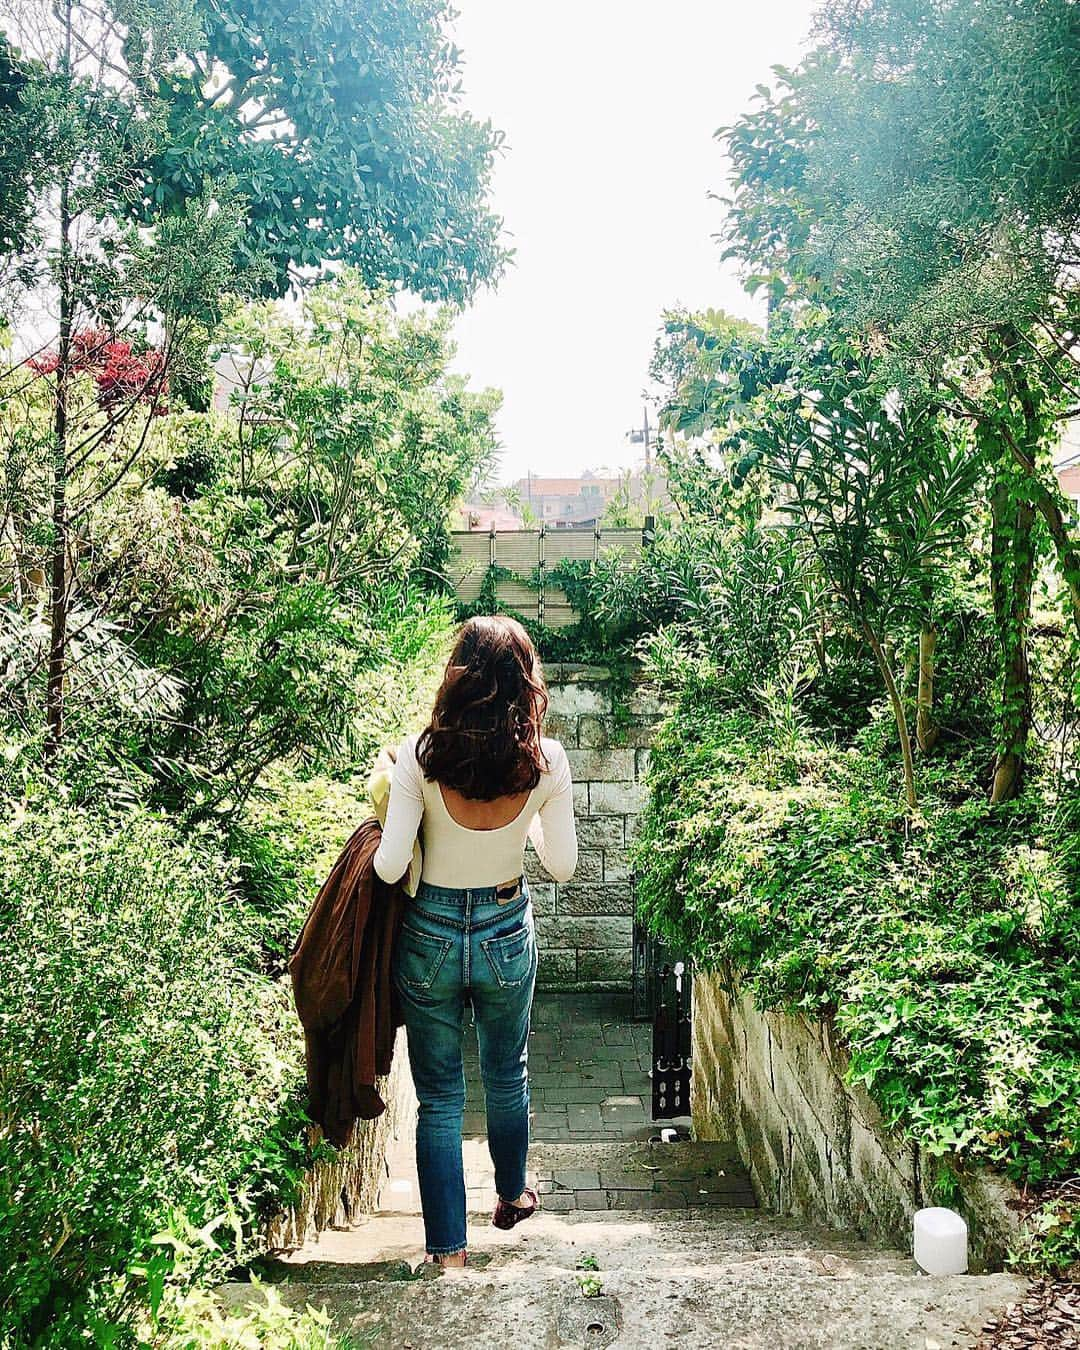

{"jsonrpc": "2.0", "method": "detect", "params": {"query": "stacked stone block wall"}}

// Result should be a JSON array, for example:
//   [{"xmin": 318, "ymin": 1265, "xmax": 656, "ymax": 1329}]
[
  {"xmin": 531, "ymin": 664, "xmax": 665, "ymax": 990},
  {"xmin": 266, "ymin": 1030, "xmax": 415, "ymax": 1247},
  {"xmin": 692, "ymin": 971, "xmax": 1023, "ymax": 1270}
]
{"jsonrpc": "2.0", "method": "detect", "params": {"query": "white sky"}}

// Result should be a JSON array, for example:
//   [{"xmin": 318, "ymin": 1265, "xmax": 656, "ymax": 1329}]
[{"xmin": 445, "ymin": 0, "xmax": 819, "ymax": 484}]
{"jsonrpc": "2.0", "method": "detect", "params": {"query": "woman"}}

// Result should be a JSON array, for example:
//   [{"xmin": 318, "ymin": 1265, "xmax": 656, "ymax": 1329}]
[{"xmin": 373, "ymin": 615, "xmax": 578, "ymax": 1267}]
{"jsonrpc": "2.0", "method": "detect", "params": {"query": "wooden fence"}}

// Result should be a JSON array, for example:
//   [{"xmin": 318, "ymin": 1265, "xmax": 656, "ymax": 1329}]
[{"xmin": 448, "ymin": 525, "xmax": 651, "ymax": 628}]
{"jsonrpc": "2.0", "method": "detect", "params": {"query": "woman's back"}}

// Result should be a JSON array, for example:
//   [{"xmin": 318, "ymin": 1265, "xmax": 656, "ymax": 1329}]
[{"xmin": 373, "ymin": 732, "xmax": 577, "ymax": 889}]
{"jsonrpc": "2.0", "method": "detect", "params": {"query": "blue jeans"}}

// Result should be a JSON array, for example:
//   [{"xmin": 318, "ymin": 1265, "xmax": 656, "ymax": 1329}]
[{"xmin": 393, "ymin": 879, "xmax": 537, "ymax": 1255}]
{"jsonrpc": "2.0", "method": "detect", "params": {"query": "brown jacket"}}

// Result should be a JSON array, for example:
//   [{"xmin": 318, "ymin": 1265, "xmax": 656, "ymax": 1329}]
[{"xmin": 289, "ymin": 817, "xmax": 407, "ymax": 1146}]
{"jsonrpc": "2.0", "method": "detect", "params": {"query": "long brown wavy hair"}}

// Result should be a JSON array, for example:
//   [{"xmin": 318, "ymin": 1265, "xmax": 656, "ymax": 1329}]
[{"xmin": 416, "ymin": 616, "xmax": 550, "ymax": 800}]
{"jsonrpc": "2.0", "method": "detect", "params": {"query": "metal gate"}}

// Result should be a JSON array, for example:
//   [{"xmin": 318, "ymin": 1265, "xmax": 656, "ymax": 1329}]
[{"xmin": 632, "ymin": 912, "xmax": 692, "ymax": 1121}]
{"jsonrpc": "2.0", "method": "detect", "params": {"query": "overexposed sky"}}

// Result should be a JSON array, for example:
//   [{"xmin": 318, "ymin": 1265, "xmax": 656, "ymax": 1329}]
[{"xmin": 445, "ymin": 0, "xmax": 819, "ymax": 483}]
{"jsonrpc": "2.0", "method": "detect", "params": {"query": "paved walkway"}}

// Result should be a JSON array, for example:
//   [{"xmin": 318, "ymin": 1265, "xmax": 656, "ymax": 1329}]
[
  {"xmin": 378, "ymin": 992, "xmax": 720, "ymax": 1216},
  {"xmin": 244, "ymin": 992, "xmax": 1028, "ymax": 1348}
]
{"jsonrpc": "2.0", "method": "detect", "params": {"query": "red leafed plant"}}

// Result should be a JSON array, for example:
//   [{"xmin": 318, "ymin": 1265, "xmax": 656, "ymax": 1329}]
[{"xmin": 27, "ymin": 327, "xmax": 167, "ymax": 411}]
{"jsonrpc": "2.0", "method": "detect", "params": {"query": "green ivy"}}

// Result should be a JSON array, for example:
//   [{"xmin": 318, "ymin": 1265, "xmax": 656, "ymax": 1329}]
[{"xmin": 633, "ymin": 696, "xmax": 1080, "ymax": 1271}]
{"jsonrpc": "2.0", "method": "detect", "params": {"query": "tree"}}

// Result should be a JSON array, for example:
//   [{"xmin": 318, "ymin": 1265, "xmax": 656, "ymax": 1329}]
[
  {"xmin": 127, "ymin": 274, "xmax": 498, "ymax": 817},
  {"xmin": 716, "ymin": 10, "xmax": 1080, "ymax": 800},
  {"xmin": 148, "ymin": 0, "xmax": 507, "ymax": 300},
  {"xmin": 658, "ymin": 309, "xmax": 978, "ymax": 809},
  {"xmin": 806, "ymin": 0, "xmax": 1080, "ymax": 377},
  {"xmin": 0, "ymin": 34, "xmax": 34, "ymax": 274},
  {"xmin": 0, "ymin": 0, "xmax": 504, "ymax": 763}
]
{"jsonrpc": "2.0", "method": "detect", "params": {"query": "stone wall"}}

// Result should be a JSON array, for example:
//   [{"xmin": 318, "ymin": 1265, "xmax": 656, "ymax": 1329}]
[
  {"xmin": 531, "ymin": 664, "xmax": 665, "ymax": 991},
  {"xmin": 691, "ymin": 971, "xmax": 1023, "ymax": 1270},
  {"xmin": 266, "ymin": 1031, "xmax": 415, "ymax": 1248}
]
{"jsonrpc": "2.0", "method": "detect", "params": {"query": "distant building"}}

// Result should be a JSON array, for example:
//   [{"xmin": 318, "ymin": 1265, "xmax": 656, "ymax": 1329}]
[
  {"xmin": 513, "ymin": 472, "xmax": 618, "ymax": 526},
  {"xmin": 456, "ymin": 504, "xmax": 524, "ymax": 531},
  {"xmin": 510, "ymin": 469, "xmax": 668, "ymax": 528}
]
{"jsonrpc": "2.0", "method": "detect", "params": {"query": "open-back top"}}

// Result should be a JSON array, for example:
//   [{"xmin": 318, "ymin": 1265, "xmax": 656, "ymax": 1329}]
[{"xmin": 371, "ymin": 733, "xmax": 578, "ymax": 889}]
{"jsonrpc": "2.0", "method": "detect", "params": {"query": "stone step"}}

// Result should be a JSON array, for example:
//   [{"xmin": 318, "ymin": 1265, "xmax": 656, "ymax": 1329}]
[
  {"xmin": 377, "ymin": 1138, "xmax": 755, "ymax": 1215},
  {"xmin": 231, "ymin": 1210, "xmax": 1027, "ymax": 1350}
]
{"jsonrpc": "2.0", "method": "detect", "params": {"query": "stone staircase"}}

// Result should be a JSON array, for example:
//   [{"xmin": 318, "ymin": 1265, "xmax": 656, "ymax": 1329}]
[
  {"xmin": 234, "ymin": 1206, "xmax": 1024, "ymax": 1349},
  {"xmin": 226, "ymin": 997, "xmax": 1027, "ymax": 1348}
]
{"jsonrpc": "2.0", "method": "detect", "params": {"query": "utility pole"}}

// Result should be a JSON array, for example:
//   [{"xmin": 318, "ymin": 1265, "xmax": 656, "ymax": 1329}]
[{"xmin": 627, "ymin": 403, "xmax": 652, "ymax": 472}]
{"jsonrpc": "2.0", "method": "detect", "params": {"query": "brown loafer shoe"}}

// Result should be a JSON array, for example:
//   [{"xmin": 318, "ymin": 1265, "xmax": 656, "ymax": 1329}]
[{"xmin": 492, "ymin": 1187, "xmax": 539, "ymax": 1231}]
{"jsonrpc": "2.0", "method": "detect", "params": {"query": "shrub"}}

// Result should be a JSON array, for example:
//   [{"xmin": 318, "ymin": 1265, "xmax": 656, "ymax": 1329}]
[
  {"xmin": 0, "ymin": 805, "xmax": 307, "ymax": 1346},
  {"xmin": 633, "ymin": 697, "xmax": 1080, "ymax": 1267},
  {"xmin": 148, "ymin": 1279, "xmax": 352, "ymax": 1350}
]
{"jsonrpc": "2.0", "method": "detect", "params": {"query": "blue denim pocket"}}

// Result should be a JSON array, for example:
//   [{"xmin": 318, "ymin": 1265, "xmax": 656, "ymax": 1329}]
[
  {"xmin": 480, "ymin": 918, "xmax": 535, "ymax": 989},
  {"xmin": 396, "ymin": 922, "xmax": 454, "ymax": 991}
]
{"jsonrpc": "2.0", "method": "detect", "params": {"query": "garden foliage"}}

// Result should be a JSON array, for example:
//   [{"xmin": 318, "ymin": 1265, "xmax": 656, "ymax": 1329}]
[
  {"xmin": 0, "ymin": 269, "xmax": 474, "ymax": 1343},
  {"xmin": 635, "ymin": 703, "xmax": 1079, "ymax": 1198},
  {"xmin": 0, "ymin": 598, "xmax": 451, "ymax": 1347}
]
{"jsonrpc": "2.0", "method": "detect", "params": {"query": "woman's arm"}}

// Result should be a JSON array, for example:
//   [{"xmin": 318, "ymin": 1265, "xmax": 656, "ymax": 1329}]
[
  {"xmin": 528, "ymin": 744, "xmax": 578, "ymax": 883},
  {"xmin": 373, "ymin": 739, "xmax": 424, "ymax": 884}
]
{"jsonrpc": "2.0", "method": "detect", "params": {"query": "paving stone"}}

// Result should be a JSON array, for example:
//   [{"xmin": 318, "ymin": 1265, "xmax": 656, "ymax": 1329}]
[
  {"xmin": 529, "ymin": 1110, "xmax": 568, "ymax": 1128},
  {"xmin": 560, "ymin": 1037, "xmax": 610, "ymax": 1057},
  {"xmin": 572, "ymin": 1189, "xmax": 609, "ymax": 1210},
  {"xmin": 610, "ymin": 1188, "xmax": 690, "ymax": 1210},
  {"xmin": 529, "ymin": 1071, "xmax": 578, "ymax": 1088},
  {"xmin": 550, "ymin": 1169, "xmax": 602, "ymax": 1191},
  {"xmin": 599, "ymin": 1169, "xmax": 654, "ymax": 1191},
  {"xmin": 537, "ymin": 1191, "xmax": 573, "ymax": 1212},
  {"xmin": 398, "ymin": 997, "xmax": 759, "ymax": 1218},
  {"xmin": 540, "ymin": 1087, "xmax": 609, "ymax": 1105},
  {"xmin": 574, "ymin": 1066, "xmax": 625, "ymax": 1089},
  {"xmin": 267, "ymin": 1211, "xmax": 1026, "ymax": 1350},
  {"xmin": 566, "ymin": 1105, "xmax": 603, "ymax": 1131}
]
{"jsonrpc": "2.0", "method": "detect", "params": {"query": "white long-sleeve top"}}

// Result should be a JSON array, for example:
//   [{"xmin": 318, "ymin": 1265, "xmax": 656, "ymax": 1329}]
[{"xmin": 372, "ymin": 734, "xmax": 578, "ymax": 889}]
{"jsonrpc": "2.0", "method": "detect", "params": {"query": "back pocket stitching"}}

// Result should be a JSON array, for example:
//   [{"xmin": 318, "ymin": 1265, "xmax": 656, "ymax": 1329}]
[
  {"xmin": 480, "ymin": 928, "xmax": 534, "ymax": 989},
  {"xmin": 397, "ymin": 925, "xmax": 453, "ymax": 990}
]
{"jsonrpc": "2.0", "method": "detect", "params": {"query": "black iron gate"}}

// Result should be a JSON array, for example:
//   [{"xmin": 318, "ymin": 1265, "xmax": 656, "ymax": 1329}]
[{"xmin": 632, "ymin": 911, "xmax": 692, "ymax": 1120}]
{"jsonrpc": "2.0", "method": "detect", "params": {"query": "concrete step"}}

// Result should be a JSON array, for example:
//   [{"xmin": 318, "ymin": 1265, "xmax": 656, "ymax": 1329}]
[
  {"xmin": 231, "ymin": 1209, "xmax": 1028, "ymax": 1350},
  {"xmin": 377, "ymin": 1137, "xmax": 755, "ymax": 1215}
]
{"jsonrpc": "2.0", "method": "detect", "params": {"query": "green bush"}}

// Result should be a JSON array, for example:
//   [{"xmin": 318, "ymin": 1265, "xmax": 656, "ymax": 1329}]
[
  {"xmin": 147, "ymin": 1278, "xmax": 354, "ymax": 1350},
  {"xmin": 0, "ymin": 593, "xmax": 456, "ymax": 1345},
  {"xmin": 0, "ymin": 805, "xmax": 307, "ymax": 1346},
  {"xmin": 633, "ymin": 698, "xmax": 1080, "ymax": 1266},
  {"xmin": 233, "ymin": 589, "xmax": 454, "ymax": 973}
]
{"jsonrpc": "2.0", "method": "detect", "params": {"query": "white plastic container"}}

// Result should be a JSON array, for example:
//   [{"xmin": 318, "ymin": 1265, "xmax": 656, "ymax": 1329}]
[{"xmin": 913, "ymin": 1207, "xmax": 968, "ymax": 1275}]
